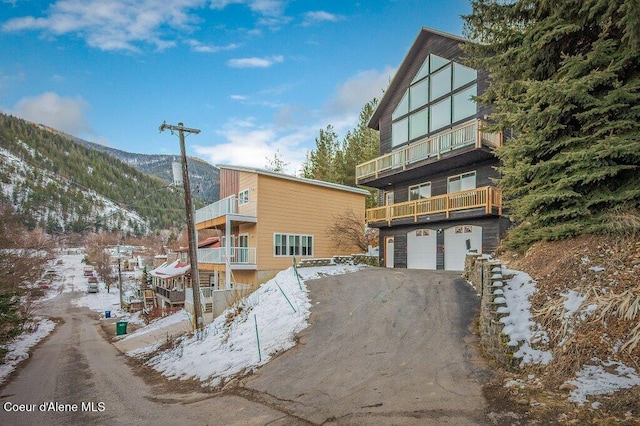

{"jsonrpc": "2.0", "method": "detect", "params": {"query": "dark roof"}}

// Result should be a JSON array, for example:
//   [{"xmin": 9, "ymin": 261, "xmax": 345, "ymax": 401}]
[{"xmin": 368, "ymin": 27, "xmax": 467, "ymax": 130}]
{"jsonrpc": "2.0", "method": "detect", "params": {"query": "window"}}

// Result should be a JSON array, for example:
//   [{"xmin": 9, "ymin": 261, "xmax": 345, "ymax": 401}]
[
  {"xmin": 453, "ymin": 63, "xmax": 477, "ymax": 89},
  {"xmin": 238, "ymin": 189, "xmax": 249, "ymax": 205},
  {"xmin": 430, "ymin": 64, "xmax": 452, "ymax": 101},
  {"xmin": 409, "ymin": 182, "xmax": 431, "ymax": 201},
  {"xmin": 409, "ymin": 78, "xmax": 429, "ymax": 111},
  {"xmin": 430, "ymin": 97, "xmax": 452, "ymax": 132},
  {"xmin": 274, "ymin": 233, "xmax": 313, "ymax": 257},
  {"xmin": 452, "ymin": 85, "xmax": 477, "ymax": 123},
  {"xmin": 392, "ymin": 91, "xmax": 409, "ymax": 120},
  {"xmin": 409, "ymin": 109, "xmax": 428, "ymax": 140},
  {"xmin": 384, "ymin": 191, "xmax": 394, "ymax": 206},
  {"xmin": 448, "ymin": 171, "xmax": 476, "ymax": 193},
  {"xmin": 390, "ymin": 55, "xmax": 479, "ymax": 146},
  {"xmin": 391, "ymin": 117, "xmax": 409, "ymax": 147}
]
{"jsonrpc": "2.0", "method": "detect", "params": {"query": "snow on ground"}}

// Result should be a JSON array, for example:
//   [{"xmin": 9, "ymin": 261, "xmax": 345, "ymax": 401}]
[
  {"xmin": 499, "ymin": 268, "xmax": 552, "ymax": 366},
  {"xmin": 0, "ymin": 318, "xmax": 55, "ymax": 384},
  {"xmin": 143, "ymin": 264, "xmax": 363, "ymax": 388},
  {"xmin": 568, "ymin": 360, "xmax": 640, "ymax": 405},
  {"xmin": 498, "ymin": 264, "xmax": 639, "ymax": 406}
]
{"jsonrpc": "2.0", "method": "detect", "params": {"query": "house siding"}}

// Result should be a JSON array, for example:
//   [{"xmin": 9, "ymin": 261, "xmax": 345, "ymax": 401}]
[{"xmin": 254, "ymin": 173, "xmax": 365, "ymax": 272}]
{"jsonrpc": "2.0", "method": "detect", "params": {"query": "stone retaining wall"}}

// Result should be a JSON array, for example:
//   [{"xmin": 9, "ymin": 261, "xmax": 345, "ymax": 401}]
[
  {"xmin": 296, "ymin": 254, "xmax": 379, "ymax": 268},
  {"xmin": 464, "ymin": 253, "xmax": 520, "ymax": 367}
]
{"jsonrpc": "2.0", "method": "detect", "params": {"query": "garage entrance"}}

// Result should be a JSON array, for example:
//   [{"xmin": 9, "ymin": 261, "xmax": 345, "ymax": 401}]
[
  {"xmin": 407, "ymin": 229, "xmax": 437, "ymax": 269},
  {"xmin": 444, "ymin": 225, "xmax": 482, "ymax": 270}
]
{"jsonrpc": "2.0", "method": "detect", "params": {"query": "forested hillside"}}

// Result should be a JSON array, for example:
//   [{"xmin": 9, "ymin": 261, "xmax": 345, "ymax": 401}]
[
  {"xmin": 0, "ymin": 113, "xmax": 189, "ymax": 235},
  {"xmin": 38, "ymin": 124, "xmax": 220, "ymax": 203}
]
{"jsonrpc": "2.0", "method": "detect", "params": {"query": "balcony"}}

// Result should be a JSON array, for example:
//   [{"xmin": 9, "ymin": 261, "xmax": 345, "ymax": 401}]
[
  {"xmin": 366, "ymin": 186, "xmax": 502, "ymax": 225},
  {"xmin": 356, "ymin": 120, "xmax": 502, "ymax": 186},
  {"xmin": 197, "ymin": 247, "xmax": 257, "ymax": 269},
  {"xmin": 195, "ymin": 195, "xmax": 237, "ymax": 224},
  {"xmin": 154, "ymin": 286, "xmax": 185, "ymax": 303},
  {"xmin": 195, "ymin": 196, "xmax": 257, "ymax": 230}
]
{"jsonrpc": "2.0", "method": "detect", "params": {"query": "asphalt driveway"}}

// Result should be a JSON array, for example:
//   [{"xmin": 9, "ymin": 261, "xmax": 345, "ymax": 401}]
[{"xmin": 236, "ymin": 267, "xmax": 492, "ymax": 425}]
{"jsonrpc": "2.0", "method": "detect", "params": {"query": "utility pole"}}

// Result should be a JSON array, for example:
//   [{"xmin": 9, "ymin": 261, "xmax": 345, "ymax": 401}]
[
  {"xmin": 159, "ymin": 121, "xmax": 204, "ymax": 331},
  {"xmin": 118, "ymin": 244, "xmax": 123, "ymax": 309}
]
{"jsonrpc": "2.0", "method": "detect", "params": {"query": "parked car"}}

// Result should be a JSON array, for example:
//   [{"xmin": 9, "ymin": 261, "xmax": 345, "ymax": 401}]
[
  {"xmin": 83, "ymin": 266, "xmax": 94, "ymax": 276},
  {"xmin": 87, "ymin": 276, "xmax": 98, "ymax": 283},
  {"xmin": 87, "ymin": 282, "xmax": 99, "ymax": 293}
]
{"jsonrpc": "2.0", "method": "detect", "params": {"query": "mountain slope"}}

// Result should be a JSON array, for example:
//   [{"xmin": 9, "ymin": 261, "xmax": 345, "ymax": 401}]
[
  {"xmin": 0, "ymin": 113, "xmax": 189, "ymax": 235},
  {"xmin": 38, "ymin": 124, "xmax": 219, "ymax": 203}
]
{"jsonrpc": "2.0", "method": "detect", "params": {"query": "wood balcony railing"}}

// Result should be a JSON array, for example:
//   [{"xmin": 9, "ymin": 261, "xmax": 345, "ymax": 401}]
[
  {"xmin": 366, "ymin": 186, "xmax": 502, "ymax": 224},
  {"xmin": 356, "ymin": 120, "xmax": 502, "ymax": 184}
]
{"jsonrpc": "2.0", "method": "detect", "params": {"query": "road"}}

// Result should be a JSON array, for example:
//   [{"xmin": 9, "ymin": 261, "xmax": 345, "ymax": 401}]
[
  {"xmin": 0, "ymin": 266, "xmax": 491, "ymax": 425},
  {"xmin": 235, "ymin": 268, "xmax": 492, "ymax": 424},
  {"xmin": 0, "ymin": 292, "xmax": 290, "ymax": 426}
]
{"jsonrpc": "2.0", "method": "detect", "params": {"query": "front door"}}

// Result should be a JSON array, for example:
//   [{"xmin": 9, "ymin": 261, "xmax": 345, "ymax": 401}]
[
  {"xmin": 385, "ymin": 237, "xmax": 395, "ymax": 268},
  {"xmin": 238, "ymin": 234, "xmax": 248, "ymax": 263}
]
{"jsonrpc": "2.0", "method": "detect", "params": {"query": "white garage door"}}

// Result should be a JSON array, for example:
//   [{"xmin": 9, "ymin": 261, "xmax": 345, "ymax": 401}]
[
  {"xmin": 444, "ymin": 225, "xmax": 482, "ymax": 271},
  {"xmin": 407, "ymin": 229, "xmax": 437, "ymax": 270}
]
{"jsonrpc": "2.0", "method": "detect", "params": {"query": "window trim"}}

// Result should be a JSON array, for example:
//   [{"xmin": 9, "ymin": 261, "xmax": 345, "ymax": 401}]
[
  {"xmin": 238, "ymin": 189, "xmax": 249, "ymax": 206},
  {"xmin": 408, "ymin": 182, "xmax": 432, "ymax": 201},
  {"xmin": 274, "ymin": 233, "xmax": 314, "ymax": 257},
  {"xmin": 447, "ymin": 171, "xmax": 477, "ymax": 194}
]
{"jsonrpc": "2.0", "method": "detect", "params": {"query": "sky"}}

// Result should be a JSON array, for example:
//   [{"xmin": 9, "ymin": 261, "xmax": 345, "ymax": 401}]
[{"xmin": 0, "ymin": 0, "xmax": 471, "ymax": 174}]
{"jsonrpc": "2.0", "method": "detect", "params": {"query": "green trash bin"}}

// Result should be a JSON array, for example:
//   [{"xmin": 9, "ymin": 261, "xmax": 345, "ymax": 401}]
[{"xmin": 116, "ymin": 321, "xmax": 128, "ymax": 336}]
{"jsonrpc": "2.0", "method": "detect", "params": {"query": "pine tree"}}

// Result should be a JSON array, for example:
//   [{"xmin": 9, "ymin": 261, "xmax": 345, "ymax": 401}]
[{"xmin": 463, "ymin": 0, "xmax": 640, "ymax": 249}]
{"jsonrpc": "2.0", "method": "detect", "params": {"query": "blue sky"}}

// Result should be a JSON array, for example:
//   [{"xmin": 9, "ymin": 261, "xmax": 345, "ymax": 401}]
[{"xmin": 1, "ymin": 0, "xmax": 470, "ymax": 174}]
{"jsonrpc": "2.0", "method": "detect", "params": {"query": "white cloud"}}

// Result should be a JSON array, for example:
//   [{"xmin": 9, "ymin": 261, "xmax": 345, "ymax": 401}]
[
  {"xmin": 326, "ymin": 66, "xmax": 395, "ymax": 119},
  {"xmin": 227, "ymin": 55, "xmax": 283, "ymax": 68},
  {"xmin": 11, "ymin": 92, "xmax": 92, "ymax": 135},
  {"xmin": 187, "ymin": 39, "xmax": 240, "ymax": 53},
  {"xmin": 194, "ymin": 66, "xmax": 395, "ymax": 175},
  {"xmin": 193, "ymin": 117, "xmax": 314, "ymax": 175},
  {"xmin": 302, "ymin": 11, "xmax": 342, "ymax": 26},
  {"xmin": 2, "ymin": 0, "xmax": 205, "ymax": 52}
]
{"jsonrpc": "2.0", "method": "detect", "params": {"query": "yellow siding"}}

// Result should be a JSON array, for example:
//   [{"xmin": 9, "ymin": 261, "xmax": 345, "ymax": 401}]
[
  {"xmin": 253, "ymin": 173, "xmax": 366, "ymax": 271},
  {"xmin": 238, "ymin": 173, "xmax": 258, "ymax": 217}
]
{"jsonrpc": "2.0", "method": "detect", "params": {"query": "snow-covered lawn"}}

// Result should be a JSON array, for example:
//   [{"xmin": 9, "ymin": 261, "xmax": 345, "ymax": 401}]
[{"xmin": 140, "ymin": 264, "xmax": 363, "ymax": 388}]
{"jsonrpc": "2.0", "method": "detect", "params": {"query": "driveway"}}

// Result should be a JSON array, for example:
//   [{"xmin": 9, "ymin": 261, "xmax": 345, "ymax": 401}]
[{"xmin": 234, "ymin": 267, "xmax": 492, "ymax": 425}]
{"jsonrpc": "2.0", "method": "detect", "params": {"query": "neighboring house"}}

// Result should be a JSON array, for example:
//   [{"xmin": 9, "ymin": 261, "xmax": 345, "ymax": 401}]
[
  {"xmin": 357, "ymin": 27, "xmax": 510, "ymax": 271},
  {"xmin": 191, "ymin": 165, "xmax": 369, "ymax": 319},
  {"xmin": 149, "ymin": 258, "xmax": 189, "ymax": 309},
  {"xmin": 149, "ymin": 237, "xmax": 222, "ymax": 311}
]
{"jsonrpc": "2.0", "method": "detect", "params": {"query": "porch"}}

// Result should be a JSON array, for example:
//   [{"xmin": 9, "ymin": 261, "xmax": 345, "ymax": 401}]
[
  {"xmin": 366, "ymin": 186, "xmax": 502, "ymax": 225},
  {"xmin": 356, "ymin": 120, "xmax": 502, "ymax": 186}
]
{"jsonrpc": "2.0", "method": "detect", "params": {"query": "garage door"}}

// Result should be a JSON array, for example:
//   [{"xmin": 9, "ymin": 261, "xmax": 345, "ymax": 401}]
[
  {"xmin": 407, "ymin": 229, "xmax": 437, "ymax": 270},
  {"xmin": 444, "ymin": 225, "xmax": 482, "ymax": 271}
]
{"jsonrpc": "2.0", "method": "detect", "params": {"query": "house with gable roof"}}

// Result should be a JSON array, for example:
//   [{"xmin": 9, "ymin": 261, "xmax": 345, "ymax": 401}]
[{"xmin": 357, "ymin": 27, "xmax": 511, "ymax": 270}]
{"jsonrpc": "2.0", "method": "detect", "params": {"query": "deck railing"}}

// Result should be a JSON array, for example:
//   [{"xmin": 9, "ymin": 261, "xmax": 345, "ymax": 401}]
[
  {"xmin": 366, "ymin": 186, "xmax": 502, "ymax": 224},
  {"xmin": 356, "ymin": 120, "xmax": 502, "ymax": 184},
  {"xmin": 195, "ymin": 195, "xmax": 238, "ymax": 224},
  {"xmin": 154, "ymin": 286, "xmax": 185, "ymax": 303},
  {"xmin": 197, "ymin": 247, "xmax": 257, "ymax": 265}
]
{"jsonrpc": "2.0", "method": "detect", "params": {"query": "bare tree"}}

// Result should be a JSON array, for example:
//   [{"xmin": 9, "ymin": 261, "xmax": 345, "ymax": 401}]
[
  {"xmin": 0, "ymin": 203, "xmax": 55, "ymax": 344},
  {"xmin": 325, "ymin": 209, "xmax": 377, "ymax": 253}
]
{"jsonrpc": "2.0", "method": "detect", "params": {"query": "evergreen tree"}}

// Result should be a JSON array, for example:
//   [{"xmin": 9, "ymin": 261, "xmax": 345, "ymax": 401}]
[{"xmin": 463, "ymin": 0, "xmax": 640, "ymax": 249}]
